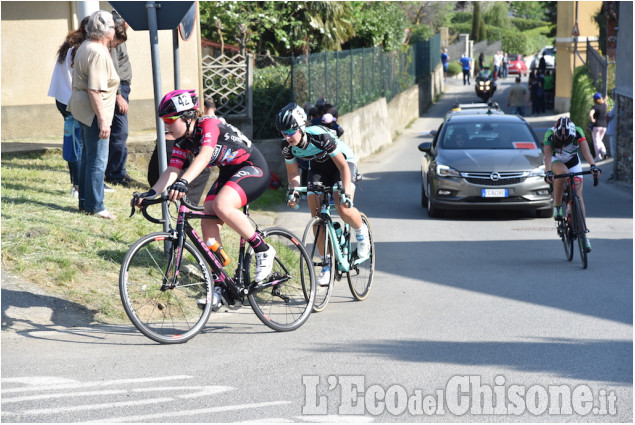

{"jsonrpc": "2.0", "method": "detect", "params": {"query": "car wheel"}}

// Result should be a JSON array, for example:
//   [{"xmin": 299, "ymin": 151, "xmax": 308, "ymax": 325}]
[
  {"xmin": 420, "ymin": 179, "xmax": 428, "ymax": 207},
  {"xmin": 426, "ymin": 181, "xmax": 442, "ymax": 218},
  {"xmin": 536, "ymin": 208, "xmax": 552, "ymax": 218}
]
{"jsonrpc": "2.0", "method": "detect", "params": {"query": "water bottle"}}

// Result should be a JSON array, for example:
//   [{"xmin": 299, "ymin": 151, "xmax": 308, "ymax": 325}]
[
  {"xmin": 333, "ymin": 222, "xmax": 343, "ymax": 244},
  {"xmin": 206, "ymin": 238, "xmax": 231, "ymax": 266}
]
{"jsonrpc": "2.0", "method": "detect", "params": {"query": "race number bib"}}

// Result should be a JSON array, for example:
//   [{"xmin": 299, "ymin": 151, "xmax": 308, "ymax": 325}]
[{"xmin": 172, "ymin": 93, "xmax": 195, "ymax": 112}]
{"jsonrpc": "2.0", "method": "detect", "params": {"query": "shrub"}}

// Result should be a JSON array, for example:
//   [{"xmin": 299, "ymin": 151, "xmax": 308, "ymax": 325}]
[
  {"xmin": 569, "ymin": 66, "xmax": 598, "ymax": 153},
  {"xmin": 447, "ymin": 61, "xmax": 462, "ymax": 77}
]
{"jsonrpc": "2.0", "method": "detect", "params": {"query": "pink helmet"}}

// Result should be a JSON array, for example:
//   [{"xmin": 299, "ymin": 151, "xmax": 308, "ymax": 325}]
[{"xmin": 158, "ymin": 89, "xmax": 199, "ymax": 118}]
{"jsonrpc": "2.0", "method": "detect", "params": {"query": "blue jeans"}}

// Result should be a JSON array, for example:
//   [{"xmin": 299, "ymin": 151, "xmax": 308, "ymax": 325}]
[
  {"xmin": 78, "ymin": 116, "xmax": 109, "ymax": 214},
  {"xmin": 105, "ymin": 83, "xmax": 130, "ymax": 181},
  {"xmin": 56, "ymin": 100, "xmax": 82, "ymax": 186},
  {"xmin": 511, "ymin": 105, "xmax": 526, "ymax": 116}
]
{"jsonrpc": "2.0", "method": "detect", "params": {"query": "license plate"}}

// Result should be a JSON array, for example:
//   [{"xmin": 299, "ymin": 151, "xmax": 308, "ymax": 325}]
[{"xmin": 482, "ymin": 188, "xmax": 508, "ymax": 197}]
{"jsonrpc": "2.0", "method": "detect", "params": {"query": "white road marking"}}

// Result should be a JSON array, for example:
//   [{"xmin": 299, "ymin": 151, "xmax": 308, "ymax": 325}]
[
  {"xmin": 1, "ymin": 375, "xmax": 191, "ymax": 393},
  {"xmin": 86, "ymin": 401, "xmax": 292, "ymax": 423}
]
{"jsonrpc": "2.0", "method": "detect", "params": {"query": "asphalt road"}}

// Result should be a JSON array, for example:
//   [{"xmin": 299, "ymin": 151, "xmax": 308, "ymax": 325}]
[{"xmin": 2, "ymin": 76, "xmax": 632, "ymax": 423}]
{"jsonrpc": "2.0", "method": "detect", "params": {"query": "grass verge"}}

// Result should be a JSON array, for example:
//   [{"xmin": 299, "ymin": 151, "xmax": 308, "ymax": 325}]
[{"xmin": 1, "ymin": 150, "xmax": 286, "ymax": 323}]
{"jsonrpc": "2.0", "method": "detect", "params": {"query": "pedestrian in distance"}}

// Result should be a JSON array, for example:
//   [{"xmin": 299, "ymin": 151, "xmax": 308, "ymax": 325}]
[
  {"xmin": 458, "ymin": 54, "xmax": 471, "ymax": 86},
  {"xmin": 441, "ymin": 48, "xmax": 450, "ymax": 81},
  {"xmin": 507, "ymin": 77, "xmax": 529, "ymax": 116},
  {"xmin": 135, "ymin": 90, "xmax": 276, "ymax": 283},
  {"xmin": 67, "ymin": 10, "xmax": 120, "ymax": 219},
  {"xmin": 588, "ymin": 92, "xmax": 608, "ymax": 161}
]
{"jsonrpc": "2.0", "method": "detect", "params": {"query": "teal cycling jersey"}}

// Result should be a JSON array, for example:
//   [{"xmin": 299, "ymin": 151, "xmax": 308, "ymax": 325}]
[{"xmin": 281, "ymin": 125, "xmax": 356, "ymax": 165}]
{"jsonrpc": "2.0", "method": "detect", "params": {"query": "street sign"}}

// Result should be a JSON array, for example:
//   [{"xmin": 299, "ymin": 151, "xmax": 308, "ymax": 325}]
[
  {"xmin": 109, "ymin": 1, "xmax": 195, "ymax": 31},
  {"xmin": 572, "ymin": 22, "xmax": 580, "ymax": 37},
  {"xmin": 178, "ymin": 3, "xmax": 197, "ymax": 41}
]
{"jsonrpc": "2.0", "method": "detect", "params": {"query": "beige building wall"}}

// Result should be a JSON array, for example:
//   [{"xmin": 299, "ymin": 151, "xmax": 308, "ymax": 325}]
[
  {"xmin": 554, "ymin": 1, "xmax": 602, "ymax": 113},
  {"xmin": 1, "ymin": 1, "xmax": 202, "ymax": 141}
]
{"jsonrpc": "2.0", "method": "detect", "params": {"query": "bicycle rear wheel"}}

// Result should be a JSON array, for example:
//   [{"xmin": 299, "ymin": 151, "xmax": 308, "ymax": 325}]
[
  {"xmin": 302, "ymin": 216, "xmax": 335, "ymax": 312},
  {"xmin": 572, "ymin": 197, "xmax": 588, "ymax": 269},
  {"xmin": 119, "ymin": 232, "xmax": 213, "ymax": 344},
  {"xmin": 347, "ymin": 213, "xmax": 375, "ymax": 301},
  {"xmin": 246, "ymin": 227, "xmax": 316, "ymax": 331}
]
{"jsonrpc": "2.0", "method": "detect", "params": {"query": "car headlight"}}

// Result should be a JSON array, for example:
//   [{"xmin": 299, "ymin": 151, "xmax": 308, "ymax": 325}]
[
  {"xmin": 528, "ymin": 165, "xmax": 546, "ymax": 177},
  {"xmin": 436, "ymin": 163, "xmax": 461, "ymax": 178}
]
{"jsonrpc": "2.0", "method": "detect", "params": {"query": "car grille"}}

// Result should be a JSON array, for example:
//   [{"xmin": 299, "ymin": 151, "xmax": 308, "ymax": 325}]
[{"xmin": 462, "ymin": 172, "xmax": 527, "ymax": 186}]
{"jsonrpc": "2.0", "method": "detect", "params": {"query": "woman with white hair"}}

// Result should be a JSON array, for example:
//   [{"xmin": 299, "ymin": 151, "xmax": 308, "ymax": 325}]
[{"xmin": 67, "ymin": 10, "xmax": 120, "ymax": 219}]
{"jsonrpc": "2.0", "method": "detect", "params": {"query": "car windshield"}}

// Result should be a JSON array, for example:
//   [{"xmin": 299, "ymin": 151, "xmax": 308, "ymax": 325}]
[
  {"xmin": 510, "ymin": 54, "xmax": 522, "ymax": 61},
  {"xmin": 543, "ymin": 48, "xmax": 555, "ymax": 56},
  {"xmin": 441, "ymin": 122, "xmax": 537, "ymax": 150}
]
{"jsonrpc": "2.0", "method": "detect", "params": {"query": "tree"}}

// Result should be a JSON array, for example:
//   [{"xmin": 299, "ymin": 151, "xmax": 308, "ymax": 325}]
[
  {"xmin": 346, "ymin": 2, "xmax": 407, "ymax": 51},
  {"xmin": 471, "ymin": 2, "xmax": 482, "ymax": 42},
  {"xmin": 485, "ymin": 2, "xmax": 511, "ymax": 29}
]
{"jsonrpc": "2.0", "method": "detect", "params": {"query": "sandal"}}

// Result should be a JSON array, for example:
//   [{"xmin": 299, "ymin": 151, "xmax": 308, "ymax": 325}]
[{"xmin": 91, "ymin": 210, "xmax": 117, "ymax": 220}]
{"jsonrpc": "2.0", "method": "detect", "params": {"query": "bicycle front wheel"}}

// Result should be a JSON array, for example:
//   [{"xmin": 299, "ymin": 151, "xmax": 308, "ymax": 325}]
[
  {"xmin": 572, "ymin": 197, "xmax": 588, "ymax": 269},
  {"xmin": 347, "ymin": 213, "xmax": 375, "ymax": 301},
  {"xmin": 558, "ymin": 220, "xmax": 574, "ymax": 261},
  {"xmin": 302, "ymin": 216, "xmax": 335, "ymax": 312},
  {"xmin": 119, "ymin": 232, "xmax": 214, "ymax": 344},
  {"xmin": 247, "ymin": 227, "xmax": 316, "ymax": 331}
]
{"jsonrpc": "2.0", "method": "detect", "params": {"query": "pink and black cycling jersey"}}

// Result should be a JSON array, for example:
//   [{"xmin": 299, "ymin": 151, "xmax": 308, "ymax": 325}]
[{"xmin": 169, "ymin": 117, "xmax": 254, "ymax": 170}]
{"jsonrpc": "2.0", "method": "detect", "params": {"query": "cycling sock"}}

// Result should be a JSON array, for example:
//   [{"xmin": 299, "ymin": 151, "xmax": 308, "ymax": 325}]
[{"xmin": 247, "ymin": 232, "xmax": 268, "ymax": 253}]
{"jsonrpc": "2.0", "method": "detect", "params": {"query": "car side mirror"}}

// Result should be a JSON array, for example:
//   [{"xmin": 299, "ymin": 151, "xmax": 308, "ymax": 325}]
[{"xmin": 418, "ymin": 142, "xmax": 432, "ymax": 154}]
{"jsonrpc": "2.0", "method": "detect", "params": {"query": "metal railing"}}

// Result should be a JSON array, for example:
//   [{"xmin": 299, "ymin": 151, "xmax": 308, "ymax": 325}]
[{"xmin": 586, "ymin": 39, "xmax": 609, "ymax": 97}]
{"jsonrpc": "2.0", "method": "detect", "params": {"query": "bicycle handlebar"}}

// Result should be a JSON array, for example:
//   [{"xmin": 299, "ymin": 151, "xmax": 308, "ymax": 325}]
[
  {"xmin": 130, "ymin": 192, "xmax": 203, "ymax": 223},
  {"xmin": 553, "ymin": 169, "xmax": 600, "ymax": 187},
  {"xmin": 289, "ymin": 182, "xmax": 353, "ymax": 208}
]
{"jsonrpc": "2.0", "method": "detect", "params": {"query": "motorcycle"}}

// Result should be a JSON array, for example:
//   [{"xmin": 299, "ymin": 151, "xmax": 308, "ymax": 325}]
[{"xmin": 475, "ymin": 68, "xmax": 497, "ymax": 102}]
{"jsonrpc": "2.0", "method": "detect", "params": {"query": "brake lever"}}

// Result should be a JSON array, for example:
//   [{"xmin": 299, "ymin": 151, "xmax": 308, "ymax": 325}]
[{"xmin": 129, "ymin": 192, "xmax": 140, "ymax": 218}]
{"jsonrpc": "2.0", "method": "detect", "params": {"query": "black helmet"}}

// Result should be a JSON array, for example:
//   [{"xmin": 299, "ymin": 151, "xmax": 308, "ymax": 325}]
[
  {"xmin": 275, "ymin": 103, "xmax": 307, "ymax": 132},
  {"xmin": 552, "ymin": 117, "xmax": 575, "ymax": 147}
]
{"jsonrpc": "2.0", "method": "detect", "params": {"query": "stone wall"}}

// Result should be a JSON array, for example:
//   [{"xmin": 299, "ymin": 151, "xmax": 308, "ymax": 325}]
[
  {"xmin": 129, "ymin": 65, "xmax": 444, "ymax": 183},
  {"xmin": 615, "ymin": 94, "xmax": 633, "ymax": 184}
]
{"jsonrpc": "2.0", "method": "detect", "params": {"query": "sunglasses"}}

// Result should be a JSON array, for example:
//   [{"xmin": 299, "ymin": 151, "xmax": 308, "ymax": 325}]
[
  {"xmin": 162, "ymin": 115, "xmax": 182, "ymax": 124},
  {"xmin": 281, "ymin": 128, "xmax": 298, "ymax": 136}
]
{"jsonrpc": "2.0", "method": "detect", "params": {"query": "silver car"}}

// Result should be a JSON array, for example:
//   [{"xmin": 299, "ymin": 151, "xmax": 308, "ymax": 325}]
[{"xmin": 418, "ymin": 114, "xmax": 552, "ymax": 218}]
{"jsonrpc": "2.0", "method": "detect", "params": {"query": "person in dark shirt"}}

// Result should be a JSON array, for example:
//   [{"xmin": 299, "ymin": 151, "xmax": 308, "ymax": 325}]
[{"xmin": 588, "ymin": 92, "xmax": 608, "ymax": 160}]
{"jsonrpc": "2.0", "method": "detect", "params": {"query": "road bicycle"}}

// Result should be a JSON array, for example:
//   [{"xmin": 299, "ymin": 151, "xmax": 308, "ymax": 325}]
[
  {"xmin": 291, "ymin": 182, "xmax": 374, "ymax": 312},
  {"xmin": 119, "ymin": 194, "xmax": 316, "ymax": 344},
  {"xmin": 553, "ymin": 169, "xmax": 599, "ymax": 269}
]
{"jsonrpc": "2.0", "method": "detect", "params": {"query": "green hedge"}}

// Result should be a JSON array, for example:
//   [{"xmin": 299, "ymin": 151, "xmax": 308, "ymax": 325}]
[
  {"xmin": 570, "ymin": 66, "xmax": 600, "ymax": 155},
  {"xmin": 511, "ymin": 18, "xmax": 549, "ymax": 32}
]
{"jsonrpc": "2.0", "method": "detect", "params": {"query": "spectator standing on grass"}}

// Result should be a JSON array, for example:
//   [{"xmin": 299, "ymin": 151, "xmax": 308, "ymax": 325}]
[
  {"xmin": 48, "ymin": 16, "xmax": 89, "ymax": 199},
  {"xmin": 507, "ymin": 77, "xmax": 529, "ymax": 117},
  {"xmin": 67, "ymin": 10, "xmax": 120, "ymax": 219},
  {"xmin": 458, "ymin": 54, "xmax": 471, "ymax": 85},
  {"xmin": 105, "ymin": 11, "xmax": 138, "ymax": 189}
]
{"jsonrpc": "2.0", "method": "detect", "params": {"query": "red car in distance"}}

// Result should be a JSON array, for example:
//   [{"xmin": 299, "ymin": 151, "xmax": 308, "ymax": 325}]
[{"xmin": 507, "ymin": 54, "xmax": 527, "ymax": 76}]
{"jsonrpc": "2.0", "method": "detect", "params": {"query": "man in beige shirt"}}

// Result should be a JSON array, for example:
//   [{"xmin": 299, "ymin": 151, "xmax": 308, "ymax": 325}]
[{"xmin": 507, "ymin": 77, "xmax": 529, "ymax": 117}]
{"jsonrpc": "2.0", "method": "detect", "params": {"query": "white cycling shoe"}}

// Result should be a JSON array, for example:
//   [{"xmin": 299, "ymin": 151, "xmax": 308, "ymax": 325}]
[
  {"xmin": 318, "ymin": 265, "xmax": 332, "ymax": 287},
  {"xmin": 254, "ymin": 245, "xmax": 276, "ymax": 282}
]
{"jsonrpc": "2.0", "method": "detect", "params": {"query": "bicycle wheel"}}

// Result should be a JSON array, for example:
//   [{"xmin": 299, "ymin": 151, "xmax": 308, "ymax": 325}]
[
  {"xmin": 347, "ymin": 213, "xmax": 375, "ymax": 301},
  {"xmin": 572, "ymin": 197, "xmax": 588, "ymax": 269},
  {"xmin": 302, "ymin": 216, "xmax": 335, "ymax": 312},
  {"xmin": 246, "ymin": 227, "xmax": 316, "ymax": 331},
  {"xmin": 120, "ymin": 232, "xmax": 213, "ymax": 344}
]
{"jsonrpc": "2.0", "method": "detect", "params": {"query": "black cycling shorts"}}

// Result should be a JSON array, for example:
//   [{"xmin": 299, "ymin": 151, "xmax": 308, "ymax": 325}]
[
  {"xmin": 308, "ymin": 160, "xmax": 358, "ymax": 188},
  {"xmin": 205, "ymin": 147, "xmax": 270, "ymax": 206}
]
